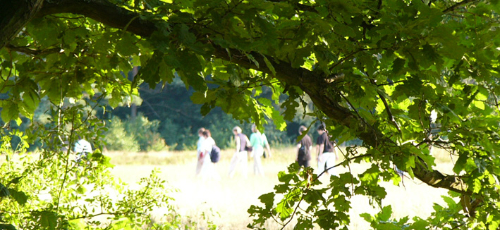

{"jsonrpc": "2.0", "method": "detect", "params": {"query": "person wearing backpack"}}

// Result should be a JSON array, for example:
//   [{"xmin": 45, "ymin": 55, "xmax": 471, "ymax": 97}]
[
  {"xmin": 316, "ymin": 124, "xmax": 338, "ymax": 175},
  {"xmin": 228, "ymin": 126, "xmax": 250, "ymax": 178},
  {"xmin": 198, "ymin": 129, "xmax": 219, "ymax": 180},
  {"xmin": 296, "ymin": 126, "xmax": 312, "ymax": 167},
  {"xmin": 249, "ymin": 124, "xmax": 267, "ymax": 176}
]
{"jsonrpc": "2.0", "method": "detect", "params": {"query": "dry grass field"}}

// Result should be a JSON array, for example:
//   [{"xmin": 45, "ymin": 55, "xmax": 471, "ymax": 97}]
[{"xmin": 107, "ymin": 147, "xmax": 456, "ymax": 229}]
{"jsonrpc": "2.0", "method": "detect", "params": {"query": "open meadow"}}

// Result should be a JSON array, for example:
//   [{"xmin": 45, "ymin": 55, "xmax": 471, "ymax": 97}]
[{"xmin": 107, "ymin": 147, "xmax": 456, "ymax": 229}]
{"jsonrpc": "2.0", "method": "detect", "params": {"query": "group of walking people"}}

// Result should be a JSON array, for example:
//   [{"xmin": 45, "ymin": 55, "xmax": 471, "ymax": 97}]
[
  {"xmin": 227, "ymin": 125, "xmax": 272, "ymax": 178},
  {"xmin": 296, "ymin": 124, "xmax": 338, "ymax": 175},
  {"xmin": 195, "ymin": 123, "xmax": 338, "ymax": 179},
  {"xmin": 195, "ymin": 124, "xmax": 272, "ymax": 179}
]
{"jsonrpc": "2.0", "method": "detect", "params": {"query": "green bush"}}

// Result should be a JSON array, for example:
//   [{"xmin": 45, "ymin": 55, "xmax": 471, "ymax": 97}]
[
  {"xmin": 104, "ymin": 114, "xmax": 167, "ymax": 152},
  {"xmin": 103, "ymin": 117, "xmax": 140, "ymax": 152},
  {"xmin": 0, "ymin": 106, "xmax": 201, "ymax": 230},
  {"xmin": 124, "ymin": 113, "xmax": 167, "ymax": 151}
]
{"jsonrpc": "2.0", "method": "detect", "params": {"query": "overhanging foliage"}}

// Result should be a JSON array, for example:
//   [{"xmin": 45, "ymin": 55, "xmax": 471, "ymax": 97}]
[{"xmin": 1, "ymin": 0, "xmax": 500, "ymax": 228}]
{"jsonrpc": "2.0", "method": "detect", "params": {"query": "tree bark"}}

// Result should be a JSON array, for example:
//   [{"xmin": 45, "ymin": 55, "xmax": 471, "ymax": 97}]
[{"xmin": 0, "ymin": 0, "xmax": 44, "ymax": 49}]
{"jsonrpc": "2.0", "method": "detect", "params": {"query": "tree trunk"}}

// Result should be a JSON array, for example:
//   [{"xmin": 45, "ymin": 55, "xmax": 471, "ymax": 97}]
[{"xmin": 0, "ymin": 0, "xmax": 44, "ymax": 49}]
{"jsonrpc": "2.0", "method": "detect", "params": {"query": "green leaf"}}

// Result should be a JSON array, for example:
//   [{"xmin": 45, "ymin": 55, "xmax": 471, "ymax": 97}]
[
  {"xmin": 7, "ymin": 188, "xmax": 28, "ymax": 205},
  {"xmin": 178, "ymin": 24, "xmax": 196, "ymax": 45},
  {"xmin": 245, "ymin": 53, "xmax": 259, "ymax": 68},
  {"xmin": 7, "ymin": 177, "xmax": 22, "ymax": 186},
  {"xmin": 116, "ymin": 33, "xmax": 139, "ymax": 56},
  {"xmin": 271, "ymin": 109, "xmax": 286, "ymax": 131},
  {"xmin": 262, "ymin": 55, "xmax": 276, "ymax": 76},
  {"xmin": 453, "ymin": 154, "xmax": 467, "ymax": 174},
  {"xmin": 76, "ymin": 185, "xmax": 86, "ymax": 194},
  {"xmin": 392, "ymin": 58, "xmax": 405, "ymax": 76},
  {"xmin": 0, "ymin": 183, "xmax": 9, "ymax": 197},
  {"xmin": 277, "ymin": 171, "xmax": 294, "ymax": 183},
  {"xmin": 422, "ymin": 44, "xmax": 440, "ymax": 65},
  {"xmin": 0, "ymin": 224, "xmax": 17, "ymax": 230},
  {"xmin": 258, "ymin": 192, "xmax": 275, "ymax": 210},
  {"xmin": 1, "ymin": 102, "xmax": 19, "ymax": 123},
  {"xmin": 472, "ymin": 178, "xmax": 482, "ymax": 193},
  {"xmin": 335, "ymin": 23, "xmax": 356, "ymax": 37},
  {"xmin": 360, "ymin": 213, "xmax": 374, "ymax": 223},
  {"xmin": 39, "ymin": 211, "xmax": 58, "ymax": 230},
  {"xmin": 409, "ymin": 219, "xmax": 429, "ymax": 230},
  {"xmin": 296, "ymin": 122, "xmax": 314, "ymax": 143},
  {"xmin": 378, "ymin": 205, "xmax": 392, "ymax": 221},
  {"xmin": 138, "ymin": 50, "xmax": 164, "ymax": 88},
  {"xmin": 276, "ymin": 198, "xmax": 294, "ymax": 219}
]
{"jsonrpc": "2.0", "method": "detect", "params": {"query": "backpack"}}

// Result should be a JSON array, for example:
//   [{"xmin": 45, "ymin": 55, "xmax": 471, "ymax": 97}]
[
  {"xmin": 210, "ymin": 145, "xmax": 221, "ymax": 163},
  {"xmin": 298, "ymin": 145, "xmax": 306, "ymax": 155},
  {"xmin": 298, "ymin": 145, "xmax": 307, "ymax": 160}
]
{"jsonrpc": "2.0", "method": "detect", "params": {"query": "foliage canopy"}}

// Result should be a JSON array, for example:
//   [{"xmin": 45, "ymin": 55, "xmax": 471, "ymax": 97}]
[{"xmin": 2, "ymin": 0, "xmax": 500, "ymax": 228}]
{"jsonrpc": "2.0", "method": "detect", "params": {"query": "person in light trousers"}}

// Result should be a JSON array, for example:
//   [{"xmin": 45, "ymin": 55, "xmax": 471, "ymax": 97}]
[
  {"xmin": 250, "ymin": 124, "xmax": 269, "ymax": 176},
  {"xmin": 228, "ymin": 126, "xmax": 250, "ymax": 178},
  {"xmin": 316, "ymin": 124, "xmax": 338, "ymax": 176},
  {"xmin": 196, "ymin": 127, "xmax": 206, "ymax": 176}
]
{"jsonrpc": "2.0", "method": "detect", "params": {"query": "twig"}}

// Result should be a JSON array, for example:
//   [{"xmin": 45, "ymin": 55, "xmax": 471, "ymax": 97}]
[
  {"xmin": 443, "ymin": 0, "xmax": 477, "ymax": 13},
  {"xmin": 69, "ymin": 211, "xmax": 143, "ymax": 220},
  {"xmin": 376, "ymin": 80, "xmax": 405, "ymax": 87},
  {"xmin": 268, "ymin": 0, "xmax": 317, "ymax": 13},
  {"xmin": 370, "ymin": 79, "xmax": 402, "ymax": 135},
  {"xmin": 338, "ymin": 92, "xmax": 364, "ymax": 123},
  {"xmin": 280, "ymin": 192, "xmax": 305, "ymax": 230},
  {"xmin": 56, "ymin": 111, "xmax": 76, "ymax": 211},
  {"xmin": 329, "ymin": 49, "xmax": 366, "ymax": 72},
  {"xmin": 315, "ymin": 153, "xmax": 372, "ymax": 181},
  {"xmin": 5, "ymin": 44, "xmax": 60, "ymax": 56},
  {"xmin": 336, "ymin": 146, "xmax": 355, "ymax": 196}
]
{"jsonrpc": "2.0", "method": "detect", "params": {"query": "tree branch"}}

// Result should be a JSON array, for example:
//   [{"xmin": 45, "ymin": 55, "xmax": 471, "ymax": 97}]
[
  {"xmin": 443, "ymin": 0, "xmax": 478, "ymax": 13},
  {"xmin": 5, "ymin": 44, "xmax": 61, "ymax": 55},
  {"xmin": 39, "ymin": 0, "xmax": 157, "ymax": 38},
  {"xmin": 267, "ymin": 0, "xmax": 318, "ymax": 13},
  {"xmin": 370, "ymin": 79, "xmax": 402, "ymax": 135}
]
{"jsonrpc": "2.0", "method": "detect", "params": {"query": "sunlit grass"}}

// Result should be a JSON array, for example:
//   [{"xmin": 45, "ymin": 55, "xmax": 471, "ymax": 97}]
[{"xmin": 107, "ymin": 146, "xmax": 455, "ymax": 229}]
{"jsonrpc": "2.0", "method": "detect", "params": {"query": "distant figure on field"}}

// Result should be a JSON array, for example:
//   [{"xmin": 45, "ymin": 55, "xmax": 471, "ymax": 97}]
[
  {"xmin": 228, "ymin": 126, "xmax": 250, "ymax": 178},
  {"xmin": 74, "ymin": 138, "xmax": 93, "ymax": 163},
  {"xmin": 249, "ymin": 124, "xmax": 267, "ymax": 176},
  {"xmin": 196, "ymin": 128, "xmax": 206, "ymax": 175},
  {"xmin": 261, "ymin": 132, "xmax": 272, "ymax": 159},
  {"xmin": 296, "ymin": 126, "xmax": 312, "ymax": 167},
  {"xmin": 198, "ymin": 129, "xmax": 219, "ymax": 179},
  {"xmin": 316, "ymin": 125, "xmax": 337, "ymax": 175}
]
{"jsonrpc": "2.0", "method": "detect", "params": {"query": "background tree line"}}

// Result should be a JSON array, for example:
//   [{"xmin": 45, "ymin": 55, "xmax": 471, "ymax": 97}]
[{"xmin": 2, "ymin": 74, "xmax": 322, "ymax": 152}]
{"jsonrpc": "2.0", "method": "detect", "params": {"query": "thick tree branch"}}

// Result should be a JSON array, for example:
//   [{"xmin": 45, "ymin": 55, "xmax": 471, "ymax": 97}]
[
  {"xmin": 39, "ymin": 0, "xmax": 156, "ymax": 38},
  {"xmin": 0, "ymin": 0, "xmax": 44, "ymax": 50},
  {"xmin": 32, "ymin": 0, "xmax": 470, "ymax": 194}
]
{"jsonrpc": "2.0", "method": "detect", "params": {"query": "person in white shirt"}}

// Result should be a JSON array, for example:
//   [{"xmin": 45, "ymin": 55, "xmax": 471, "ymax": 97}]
[
  {"xmin": 197, "ymin": 129, "xmax": 219, "ymax": 180},
  {"xmin": 74, "ymin": 139, "xmax": 93, "ymax": 163}
]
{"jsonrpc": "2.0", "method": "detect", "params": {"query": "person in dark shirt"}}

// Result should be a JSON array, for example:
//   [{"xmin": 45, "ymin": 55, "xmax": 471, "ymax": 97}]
[
  {"xmin": 316, "ymin": 124, "xmax": 338, "ymax": 175},
  {"xmin": 296, "ymin": 126, "xmax": 312, "ymax": 167}
]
